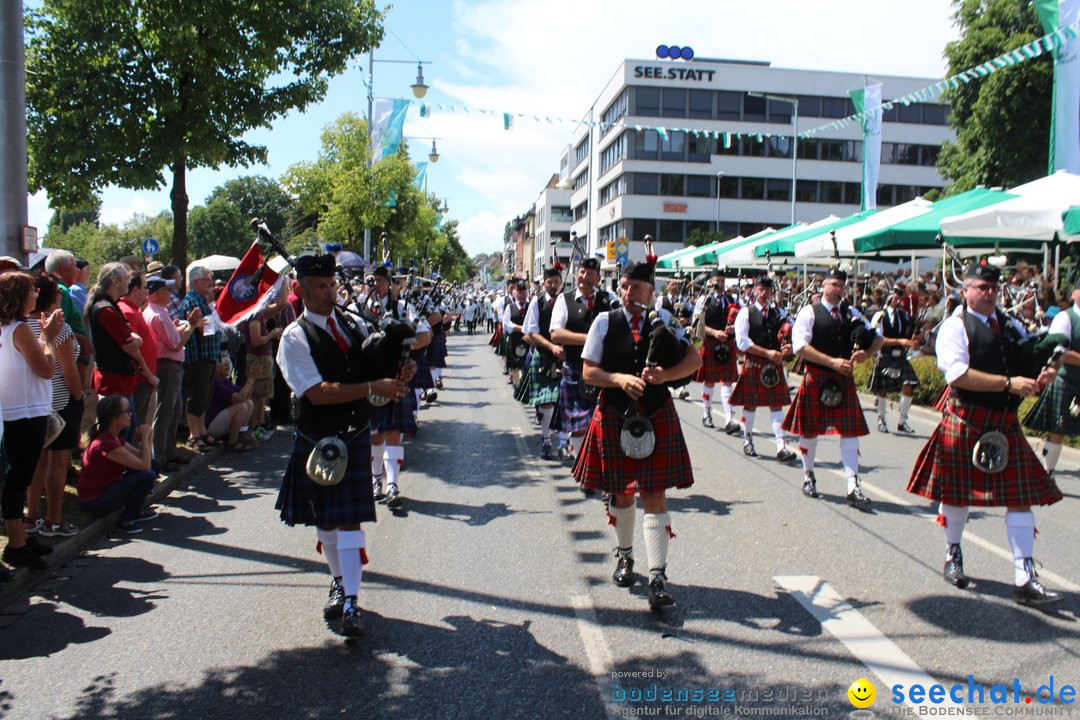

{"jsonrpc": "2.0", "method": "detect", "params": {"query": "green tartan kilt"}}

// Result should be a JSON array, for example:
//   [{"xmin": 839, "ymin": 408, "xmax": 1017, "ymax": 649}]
[
  {"xmin": 527, "ymin": 350, "xmax": 561, "ymax": 406},
  {"xmin": 1023, "ymin": 375, "xmax": 1080, "ymax": 436}
]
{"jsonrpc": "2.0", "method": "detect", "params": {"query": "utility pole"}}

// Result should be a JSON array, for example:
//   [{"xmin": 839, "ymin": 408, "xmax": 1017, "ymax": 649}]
[{"xmin": 0, "ymin": 1, "xmax": 28, "ymax": 260}]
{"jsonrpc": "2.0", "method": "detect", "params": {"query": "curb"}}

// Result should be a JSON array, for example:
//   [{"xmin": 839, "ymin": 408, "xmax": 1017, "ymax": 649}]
[{"xmin": 0, "ymin": 447, "xmax": 223, "ymax": 608}]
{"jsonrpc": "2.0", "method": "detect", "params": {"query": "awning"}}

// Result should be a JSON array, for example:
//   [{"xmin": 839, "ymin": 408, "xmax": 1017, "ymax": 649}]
[
  {"xmin": 940, "ymin": 170, "xmax": 1080, "ymax": 242},
  {"xmin": 754, "ymin": 210, "xmax": 879, "ymax": 258},
  {"xmin": 791, "ymin": 199, "xmax": 933, "ymax": 258}
]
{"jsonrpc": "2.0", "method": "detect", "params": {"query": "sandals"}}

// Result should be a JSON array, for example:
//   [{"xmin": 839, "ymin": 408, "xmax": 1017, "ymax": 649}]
[{"xmin": 225, "ymin": 438, "xmax": 255, "ymax": 453}]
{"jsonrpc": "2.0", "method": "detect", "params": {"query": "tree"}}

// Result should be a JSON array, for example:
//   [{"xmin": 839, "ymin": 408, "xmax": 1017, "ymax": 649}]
[
  {"xmin": 47, "ymin": 199, "xmax": 102, "ymax": 234},
  {"xmin": 937, "ymin": 0, "xmax": 1053, "ymax": 193},
  {"xmin": 686, "ymin": 229, "xmax": 730, "ymax": 248},
  {"xmin": 205, "ymin": 176, "xmax": 298, "ymax": 241},
  {"xmin": 46, "ymin": 212, "xmax": 175, "ymax": 270},
  {"xmin": 26, "ymin": 0, "xmax": 385, "ymax": 270},
  {"xmin": 188, "ymin": 197, "xmax": 250, "ymax": 260}
]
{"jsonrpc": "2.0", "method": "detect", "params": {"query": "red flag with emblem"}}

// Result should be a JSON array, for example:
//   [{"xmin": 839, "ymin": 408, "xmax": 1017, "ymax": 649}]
[{"xmin": 215, "ymin": 241, "xmax": 283, "ymax": 327}]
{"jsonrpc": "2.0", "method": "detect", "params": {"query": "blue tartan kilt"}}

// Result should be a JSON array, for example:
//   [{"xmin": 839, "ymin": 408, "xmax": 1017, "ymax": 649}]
[
  {"xmin": 276, "ymin": 430, "xmax": 376, "ymax": 527},
  {"xmin": 867, "ymin": 352, "xmax": 920, "ymax": 395},
  {"xmin": 428, "ymin": 331, "xmax": 448, "ymax": 368},
  {"xmin": 559, "ymin": 361, "xmax": 598, "ymax": 433},
  {"xmin": 410, "ymin": 353, "xmax": 434, "ymax": 389},
  {"xmin": 1023, "ymin": 375, "xmax": 1080, "ymax": 436},
  {"xmin": 370, "ymin": 391, "xmax": 418, "ymax": 434},
  {"xmin": 527, "ymin": 351, "xmax": 561, "ymax": 406}
]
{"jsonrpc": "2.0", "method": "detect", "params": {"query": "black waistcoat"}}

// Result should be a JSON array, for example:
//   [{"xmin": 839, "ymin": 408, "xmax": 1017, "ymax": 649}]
[
  {"xmin": 807, "ymin": 302, "xmax": 855, "ymax": 370},
  {"xmin": 600, "ymin": 310, "xmax": 670, "ymax": 415},
  {"xmin": 538, "ymin": 294, "xmax": 558, "ymax": 341},
  {"xmin": 296, "ymin": 310, "xmax": 370, "ymax": 436},
  {"xmin": 90, "ymin": 299, "xmax": 136, "ymax": 376},
  {"xmin": 953, "ymin": 310, "xmax": 1022, "ymax": 412},
  {"xmin": 880, "ymin": 308, "xmax": 912, "ymax": 339},
  {"xmin": 562, "ymin": 289, "xmax": 613, "ymax": 365},
  {"xmin": 748, "ymin": 306, "xmax": 781, "ymax": 351},
  {"xmin": 703, "ymin": 295, "xmax": 732, "ymax": 330}
]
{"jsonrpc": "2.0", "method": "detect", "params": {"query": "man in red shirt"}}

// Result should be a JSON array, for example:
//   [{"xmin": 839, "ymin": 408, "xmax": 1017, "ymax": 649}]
[{"xmin": 118, "ymin": 273, "xmax": 160, "ymax": 436}]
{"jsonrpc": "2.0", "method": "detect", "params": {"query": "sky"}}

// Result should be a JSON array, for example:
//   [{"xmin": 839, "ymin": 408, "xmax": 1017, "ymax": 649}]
[{"xmin": 27, "ymin": 0, "xmax": 963, "ymax": 257}]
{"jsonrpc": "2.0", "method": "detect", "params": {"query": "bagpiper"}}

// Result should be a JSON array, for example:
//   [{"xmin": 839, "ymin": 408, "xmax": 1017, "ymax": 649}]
[
  {"xmin": 1023, "ymin": 279, "xmax": 1080, "ymax": 475},
  {"xmin": 869, "ymin": 285, "xmax": 920, "ymax": 434},
  {"xmin": 693, "ymin": 269, "xmax": 741, "ymax": 434},
  {"xmin": 549, "ymin": 257, "xmax": 618, "ymax": 462},
  {"xmin": 572, "ymin": 246, "xmax": 702, "ymax": 610},
  {"xmin": 501, "ymin": 279, "xmax": 531, "ymax": 389},
  {"xmin": 523, "ymin": 264, "xmax": 566, "ymax": 459},
  {"xmin": 909, "ymin": 262, "xmax": 1063, "ymax": 605},
  {"xmin": 730, "ymin": 275, "xmax": 797, "ymax": 462},
  {"xmin": 784, "ymin": 267, "xmax": 883, "ymax": 507}
]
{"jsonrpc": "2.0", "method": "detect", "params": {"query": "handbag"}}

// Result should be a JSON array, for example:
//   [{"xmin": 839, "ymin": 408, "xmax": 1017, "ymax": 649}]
[{"xmin": 44, "ymin": 410, "xmax": 66, "ymax": 448}]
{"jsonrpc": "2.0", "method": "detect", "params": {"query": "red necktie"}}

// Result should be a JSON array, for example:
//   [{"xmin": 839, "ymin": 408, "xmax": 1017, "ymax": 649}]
[
  {"xmin": 988, "ymin": 314, "xmax": 1001, "ymax": 336},
  {"xmin": 326, "ymin": 315, "xmax": 350, "ymax": 354},
  {"xmin": 831, "ymin": 306, "xmax": 840, "ymax": 322},
  {"xmin": 631, "ymin": 315, "xmax": 643, "ymax": 343},
  {"xmin": 586, "ymin": 294, "xmax": 594, "ymax": 313}
]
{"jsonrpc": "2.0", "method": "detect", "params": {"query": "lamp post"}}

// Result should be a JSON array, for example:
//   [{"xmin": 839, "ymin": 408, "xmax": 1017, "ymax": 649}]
[
  {"xmin": 715, "ymin": 170, "xmax": 725, "ymax": 234},
  {"xmin": 364, "ymin": 54, "xmax": 432, "ymax": 263},
  {"xmin": 748, "ymin": 92, "xmax": 798, "ymax": 225}
]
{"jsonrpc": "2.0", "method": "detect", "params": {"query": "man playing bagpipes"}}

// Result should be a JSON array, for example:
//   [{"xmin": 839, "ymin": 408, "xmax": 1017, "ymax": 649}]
[
  {"xmin": 869, "ymin": 285, "xmax": 920, "ymax": 434},
  {"xmin": 501, "ymin": 279, "xmax": 531, "ymax": 389},
  {"xmin": 693, "ymin": 269, "xmax": 741, "ymax": 434},
  {"xmin": 523, "ymin": 264, "xmax": 566, "ymax": 459}
]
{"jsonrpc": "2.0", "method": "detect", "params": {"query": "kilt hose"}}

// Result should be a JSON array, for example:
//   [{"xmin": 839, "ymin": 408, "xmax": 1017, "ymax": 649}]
[
  {"xmin": 1023, "ymin": 375, "xmax": 1080, "ymax": 436},
  {"xmin": 559, "ymin": 362, "xmax": 598, "ymax": 433},
  {"xmin": 572, "ymin": 395, "xmax": 694, "ymax": 495},
  {"xmin": 730, "ymin": 358, "xmax": 791, "ymax": 408},
  {"xmin": 370, "ymin": 392, "xmax": 418, "ymax": 435},
  {"xmin": 867, "ymin": 351, "xmax": 920, "ymax": 395},
  {"xmin": 527, "ymin": 350, "xmax": 561, "ymax": 406},
  {"xmin": 694, "ymin": 337, "xmax": 739, "ymax": 384},
  {"xmin": 277, "ymin": 429, "xmax": 377, "ymax": 527},
  {"xmin": 782, "ymin": 365, "xmax": 869, "ymax": 438},
  {"xmin": 909, "ymin": 399, "xmax": 1062, "ymax": 508}
]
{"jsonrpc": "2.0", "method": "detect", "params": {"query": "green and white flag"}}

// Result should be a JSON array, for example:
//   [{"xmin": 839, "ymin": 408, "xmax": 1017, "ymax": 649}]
[
  {"xmin": 1035, "ymin": 0, "xmax": 1080, "ymax": 173},
  {"xmin": 850, "ymin": 84, "xmax": 883, "ymax": 211},
  {"xmin": 371, "ymin": 98, "xmax": 410, "ymax": 162}
]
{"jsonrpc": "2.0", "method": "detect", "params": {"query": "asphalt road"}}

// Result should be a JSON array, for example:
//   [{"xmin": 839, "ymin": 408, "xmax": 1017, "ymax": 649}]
[{"xmin": 2, "ymin": 331, "xmax": 1080, "ymax": 720}]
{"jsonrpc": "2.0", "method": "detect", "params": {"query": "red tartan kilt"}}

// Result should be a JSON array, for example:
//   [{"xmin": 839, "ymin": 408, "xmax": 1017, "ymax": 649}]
[
  {"xmin": 694, "ymin": 337, "xmax": 739, "ymax": 384},
  {"xmin": 488, "ymin": 323, "xmax": 503, "ymax": 347},
  {"xmin": 572, "ymin": 396, "xmax": 694, "ymax": 495},
  {"xmin": 933, "ymin": 386, "xmax": 951, "ymax": 413},
  {"xmin": 782, "ymin": 366, "xmax": 868, "ymax": 437},
  {"xmin": 908, "ymin": 401, "xmax": 1062, "ymax": 507},
  {"xmin": 729, "ymin": 359, "xmax": 791, "ymax": 408}
]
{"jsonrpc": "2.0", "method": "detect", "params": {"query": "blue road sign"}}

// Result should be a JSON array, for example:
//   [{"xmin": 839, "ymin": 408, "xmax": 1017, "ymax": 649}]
[{"xmin": 143, "ymin": 237, "xmax": 160, "ymax": 255}]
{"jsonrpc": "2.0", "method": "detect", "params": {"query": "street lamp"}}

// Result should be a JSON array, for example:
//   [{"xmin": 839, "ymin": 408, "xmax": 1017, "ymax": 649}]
[
  {"xmin": 410, "ymin": 63, "xmax": 429, "ymax": 99},
  {"xmin": 429, "ymin": 139, "xmax": 439, "ymax": 163},
  {"xmin": 748, "ymin": 92, "xmax": 799, "ymax": 225},
  {"xmin": 715, "ymin": 170, "xmax": 725, "ymax": 233}
]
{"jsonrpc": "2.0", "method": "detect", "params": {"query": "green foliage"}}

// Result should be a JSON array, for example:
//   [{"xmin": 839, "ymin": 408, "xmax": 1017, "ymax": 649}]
[
  {"xmin": 26, "ymin": 0, "xmax": 386, "ymax": 268},
  {"xmin": 937, "ymin": 0, "xmax": 1053, "ymax": 193},
  {"xmin": 47, "ymin": 200, "xmax": 101, "ymax": 234},
  {"xmin": 686, "ymin": 229, "xmax": 730, "ymax": 248},
  {"xmin": 47, "ymin": 213, "xmax": 175, "ymax": 270},
  {"xmin": 188, "ymin": 198, "xmax": 250, "ymax": 260},
  {"xmin": 205, "ymin": 176, "xmax": 298, "ymax": 240}
]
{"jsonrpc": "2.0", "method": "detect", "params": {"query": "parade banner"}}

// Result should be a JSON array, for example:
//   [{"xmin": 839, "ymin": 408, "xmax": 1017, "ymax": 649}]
[
  {"xmin": 1036, "ymin": 0, "xmax": 1080, "ymax": 174},
  {"xmin": 850, "ymin": 84, "xmax": 883, "ymax": 211},
  {"xmin": 414, "ymin": 161, "xmax": 428, "ymax": 190},
  {"xmin": 215, "ymin": 241, "xmax": 284, "ymax": 327},
  {"xmin": 371, "ymin": 98, "xmax": 410, "ymax": 162}
]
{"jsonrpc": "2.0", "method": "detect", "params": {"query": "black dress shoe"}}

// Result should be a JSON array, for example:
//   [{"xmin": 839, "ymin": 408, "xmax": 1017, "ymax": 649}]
[
  {"xmin": 541, "ymin": 441, "xmax": 552, "ymax": 460},
  {"xmin": 340, "ymin": 599, "xmax": 364, "ymax": 637},
  {"xmin": 742, "ymin": 439, "xmax": 757, "ymax": 457},
  {"xmin": 897, "ymin": 421, "xmax": 915, "ymax": 434},
  {"xmin": 802, "ymin": 472, "xmax": 820, "ymax": 498},
  {"xmin": 435, "ymin": 378, "xmax": 444, "ymax": 390},
  {"xmin": 324, "ymin": 577, "xmax": 346, "ymax": 620},
  {"xmin": 724, "ymin": 421, "xmax": 742, "ymax": 436},
  {"xmin": 372, "ymin": 474, "xmax": 386, "ymax": 502},
  {"xmin": 1014, "ymin": 558, "xmax": 1064, "ymax": 605},
  {"xmin": 612, "ymin": 551, "xmax": 634, "ymax": 587},
  {"xmin": 877, "ymin": 418, "xmax": 889, "ymax": 433},
  {"xmin": 776, "ymin": 447, "xmax": 797, "ymax": 463},
  {"xmin": 847, "ymin": 482, "xmax": 872, "ymax": 509},
  {"xmin": 647, "ymin": 572, "xmax": 676, "ymax": 610},
  {"xmin": 702, "ymin": 414, "xmax": 715, "ymax": 429},
  {"xmin": 558, "ymin": 445, "xmax": 571, "ymax": 461},
  {"xmin": 386, "ymin": 486, "xmax": 403, "ymax": 510},
  {"xmin": 1, "ymin": 545, "xmax": 48, "ymax": 570},
  {"xmin": 943, "ymin": 544, "xmax": 969, "ymax": 589}
]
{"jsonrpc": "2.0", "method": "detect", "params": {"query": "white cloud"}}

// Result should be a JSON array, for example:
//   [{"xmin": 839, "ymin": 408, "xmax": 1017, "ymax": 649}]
[
  {"xmin": 100, "ymin": 195, "xmax": 155, "ymax": 226},
  {"xmin": 457, "ymin": 209, "xmax": 510, "ymax": 256},
  {"xmin": 27, "ymin": 190, "xmax": 51, "ymax": 236}
]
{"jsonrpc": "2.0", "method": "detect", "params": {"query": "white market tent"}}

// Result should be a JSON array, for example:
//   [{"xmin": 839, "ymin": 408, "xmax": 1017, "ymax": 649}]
[
  {"xmin": 714, "ymin": 216, "xmax": 840, "ymax": 267},
  {"xmin": 940, "ymin": 170, "xmax": 1080, "ymax": 242},
  {"xmin": 792, "ymin": 198, "xmax": 934, "ymax": 258}
]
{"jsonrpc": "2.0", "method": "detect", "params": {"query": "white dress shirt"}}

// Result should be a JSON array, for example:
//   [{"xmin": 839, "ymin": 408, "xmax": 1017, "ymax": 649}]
[
  {"xmin": 523, "ymin": 293, "xmax": 560, "ymax": 335},
  {"xmin": 734, "ymin": 301, "xmax": 771, "ymax": 353},
  {"xmin": 791, "ymin": 299, "xmax": 878, "ymax": 355},
  {"xmin": 1048, "ymin": 303, "xmax": 1080, "ymax": 338},
  {"xmin": 502, "ymin": 298, "xmax": 528, "ymax": 333},
  {"xmin": 277, "ymin": 308, "xmax": 369, "ymax": 399},
  {"xmin": 935, "ymin": 306, "xmax": 1027, "ymax": 384},
  {"xmin": 581, "ymin": 307, "xmax": 683, "ymax": 365}
]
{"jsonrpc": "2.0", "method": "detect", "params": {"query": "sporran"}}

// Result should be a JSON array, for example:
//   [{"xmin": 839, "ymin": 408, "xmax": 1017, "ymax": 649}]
[
  {"xmin": 972, "ymin": 430, "xmax": 1009, "ymax": 474},
  {"xmin": 713, "ymin": 342, "xmax": 730, "ymax": 364},
  {"xmin": 760, "ymin": 363, "xmax": 780, "ymax": 389},
  {"xmin": 620, "ymin": 411, "xmax": 656, "ymax": 460},
  {"xmin": 820, "ymin": 379, "xmax": 844, "ymax": 408},
  {"xmin": 306, "ymin": 436, "xmax": 349, "ymax": 487}
]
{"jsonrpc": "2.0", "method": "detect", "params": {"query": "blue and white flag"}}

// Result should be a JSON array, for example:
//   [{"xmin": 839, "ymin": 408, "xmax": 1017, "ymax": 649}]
[
  {"xmin": 1036, "ymin": 0, "xmax": 1080, "ymax": 173},
  {"xmin": 371, "ymin": 98, "xmax": 410, "ymax": 162}
]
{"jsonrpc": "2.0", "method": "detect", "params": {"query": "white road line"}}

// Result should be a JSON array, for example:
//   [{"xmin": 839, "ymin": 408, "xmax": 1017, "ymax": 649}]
[
  {"xmin": 774, "ymin": 574, "xmax": 960, "ymax": 711},
  {"xmin": 571, "ymin": 593, "xmax": 623, "ymax": 717}
]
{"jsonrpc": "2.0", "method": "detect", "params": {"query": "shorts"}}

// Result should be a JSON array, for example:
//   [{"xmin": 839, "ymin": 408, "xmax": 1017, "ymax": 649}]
[{"xmin": 47, "ymin": 397, "xmax": 85, "ymax": 451}]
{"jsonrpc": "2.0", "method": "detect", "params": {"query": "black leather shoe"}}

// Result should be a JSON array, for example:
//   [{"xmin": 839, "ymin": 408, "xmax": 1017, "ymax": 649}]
[
  {"xmin": 541, "ymin": 441, "xmax": 552, "ymax": 460},
  {"xmin": 877, "ymin": 418, "xmax": 889, "ymax": 433},
  {"xmin": 1014, "ymin": 558, "xmax": 1064, "ymax": 605},
  {"xmin": 677, "ymin": 389, "xmax": 690, "ymax": 400},
  {"xmin": 943, "ymin": 544, "xmax": 969, "ymax": 589},
  {"xmin": 647, "ymin": 572, "xmax": 676, "ymax": 610},
  {"xmin": 897, "ymin": 421, "xmax": 915, "ymax": 434},
  {"xmin": 702, "ymin": 414, "xmax": 715, "ymax": 429},
  {"xmin": 724, "ymin": 421, "xmax": 742, "ymax": 436},
  {"xmin": 425, "ymin": 389, "xmax": 438, "ymax": 402},
  {"xmin": 847, "ymin": 482, "xmax": 872, "ymax": 509},
  {"xmin": 1, "ymin": 545, "xmax": 47, "ymax": 570},
  {"xmin": 743, "ymin": 439, "xmax": 757, "ymax": 457},
  {"xmin": 340, "ymin": 598, "xmax": 364, "ymax": 637},
  {"xmin": 802, "ymin": 472, "xmax": 819, "ymax": 499},
  {"xmin": 386, "ymin": 486, "xmax": 402, "ymax": 510},
  {"xmin": 372, "ymin": 474, "xmax": 386, "ymax": 502},
  {"xmin": 324, "ymin": 577, "xmax": 346, "ymax": 619},
  {"xmin": 435, "ymin": 378, "xmax": 444, "ymax": 390},
  {"xmin": 612, "ymin": 551, "xmax": 634, "ymax": 587},
  {"xmin": 558, "ymin": 445, "xmax": 571, "ymax": 461},
  {"xmin": 776, "ymin": 447, "xmax": 797, "ymax": 463}
]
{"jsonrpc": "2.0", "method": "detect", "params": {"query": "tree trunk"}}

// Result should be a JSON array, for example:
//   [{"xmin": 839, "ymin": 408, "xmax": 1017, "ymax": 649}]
[{"xmin": 170, "ymin": 158, "xmax": 189, "ymax": 271}]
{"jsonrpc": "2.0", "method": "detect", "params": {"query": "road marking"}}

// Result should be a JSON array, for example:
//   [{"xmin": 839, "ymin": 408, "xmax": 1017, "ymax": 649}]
[
  {"xmin": 774, "ymin": 575, "xmax": 960, "ymax": 711},
  {"xmin": 571, "ymin": 593, "xmax": 624, "ymax": 717}
]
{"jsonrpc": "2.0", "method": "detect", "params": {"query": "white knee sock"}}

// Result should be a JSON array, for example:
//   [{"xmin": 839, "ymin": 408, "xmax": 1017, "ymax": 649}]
[
  {"xmin": 539, "ymin": 405, "xmax": 555, "ymax": 441},
  {"xmin": 1005, "ymin": 511, "xmax": 1036, "ymax": 585},
  {"xmin": 558, "ymin": 430, "xmax": 569, "ymax": 447},
  {"xmin": 1042, "ymin": 441, "xmax": 1063, "ymax": 473},
  {"xmin": 317, "ymin": 528, "xmax": 341, "ymax": 577},
  {"xmin": 384, "ymin": 445, "xmax": 404, "ymax": 490},
  {"xmin": 799, "ymin": 437, "xmax": 817, "ymax": 473},
  {"xmin": 840, "ymin": 436, "xmax": 860, "ymax": 480},
  {"xmin": 432, "ymin": 367, "xmax": 443, "ymax": 381},
  {"xmin": 370, "ymin": 442, "xmax": 385, "ymax": 481},
  {"xmin": 742, "ymin": 408, "xmax": 756, "ymax": 439},
  {"xmin": 719, "ymin": 384, "xmax": 734, "ymax": 423},
  {"xmin": 609, "ymin": 501, "xmax": 636, "ymax": 552},
  {"xmin": 770, "ymin": 410, "xmax": 785, "ymax": 451},
  {"xmin": 876, "ymin": 397, "xmax": 887, "ymax": 421},
  {"xmin": 642, "ymin": 513, "xmax": 671, "ymax": 578},
  {"xmin": 336, "ymin": 529, "xmax": 365, "ymax": 598},
  {"xmin": 702, "ymin": 385, "xmax": 713, "ymax": 417},
  {"xmin": 899, "ymin": 395, "xmax": 913, "ymax": 423},
  {"xmin": 939, "ymin": 503, "xmax": 969, "ymax": 547}
]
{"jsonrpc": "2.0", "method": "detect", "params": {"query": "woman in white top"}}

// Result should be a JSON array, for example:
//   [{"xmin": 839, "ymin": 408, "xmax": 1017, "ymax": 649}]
[{"xmin": 0, "ymin": 271, "xmax": 63, "ymax": 570}]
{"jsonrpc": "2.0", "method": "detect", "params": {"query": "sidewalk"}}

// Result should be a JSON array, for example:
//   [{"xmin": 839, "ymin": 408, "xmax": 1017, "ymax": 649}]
[{"xmin": 0, "ymin": 447, "xmax": 222, "ymax": 608}]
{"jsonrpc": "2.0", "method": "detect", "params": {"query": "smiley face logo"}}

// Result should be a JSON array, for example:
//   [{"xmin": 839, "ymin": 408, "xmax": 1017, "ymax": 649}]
[{"xmin": 848, "ymin": 678, "xmax": 876, "ymax": 708}]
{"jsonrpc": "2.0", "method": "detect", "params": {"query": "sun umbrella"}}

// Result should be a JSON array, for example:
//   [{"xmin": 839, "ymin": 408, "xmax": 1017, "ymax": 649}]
[
  {"xmin": 189, "ymin": 254, "xmax": 241, "ymax": 272},
  {"xmin": 790, "ymin": 200, "xmax": 933, "ymax": 258},
  {"xmin": 755, "ymin": 210, "xmax": 880, "ymax": 259},
  {"xmin": 335, "ymin": 250, "xmax": 366, "ymax": 268},
  {"xmin": 1064, "ymin": 205, "xmax": 1080, "ymax": 236},
  {"xmin": 687, "ymin": 226, "xmax": 791, "ymax": 267},
  {"xmin": 939, "ymin": 170, "xmax": 1080, "ymax": 242},
  {"xmin": 715, "ymin": 218, "xmax": 839, "ymax": 267}
]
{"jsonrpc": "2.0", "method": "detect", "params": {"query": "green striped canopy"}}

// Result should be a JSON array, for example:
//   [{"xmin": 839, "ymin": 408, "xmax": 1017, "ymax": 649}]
[
  {"xmin": 854, "ymin": 188, "xmax": 1017, "ymax": 253},
  {"xmin": 753, "ymin": 210, "xmax": 878, "ymax": 258}
]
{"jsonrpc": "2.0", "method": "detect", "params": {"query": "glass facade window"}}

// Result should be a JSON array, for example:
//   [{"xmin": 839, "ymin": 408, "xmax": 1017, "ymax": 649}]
[
  {"xmin": 743, "ymin": 93, "xmax": 766, "ymax": 122},
  {"xmin": 820, "ymin": 181, "xmax": 843, "ymax": 204},
  {"xmin": 689, "ymin": 90, "xmax": 712, "ymax": 119},
  {"xmin": 634, "ymin": 173, "xmax": 659, "ymax": 195},
  {"xmin": 599, "ymin": 176, "xmax": 626, "ymax": 205},
  {"xmin": 796, "ymin": 180, "xmax": 818, "ymax": 203},
  {"xmin": 601, "ymin": 90, "xmax": 628, "ymax": 135},
  {"xmin": 740, "ymin": 177, "xmax": 764, "ymax": 200},
  {"xmin": 921, "ymin": 144, "xmax": 940, "ymax": 167},
  {"xmin": 768, "ymin": 98, "xmax": 793, "ymax": 123},
  {"xmin": 635, "ymin": 86, "xmax": 660, "ymax": 116},
  {"xmin": 687, "ymin": 133, "xmax": 711, "ymax": 161},
  {"xmin": 551, "ymin": 206, "xmax": 573, "ymax": 223},
  {"xmin": 743, "ymin": 136, "xmax": 767, "ymax": 158},
  {"xmin": 662, "ymin": 88, "xmax": 687, "ymax": 118},
  {"xmin": 841, "ymin": 140, "xmax": 862, "ymax": 163},
  {"xmin": 658, "ymin": 220, "xmax": 683, "ymax": 244},
  {"xmin": 686, "ymin": 175, "xmax": 711, "ymax": 197},
  {"xmin": 822, "ymin": 97, "xmax": 851, "ymax": 118},
  {"xmin": 716, "ymin": 135, "xmax": 739, "ymax": 156},
  {"xmin": 766, "ymin": 179, "xmax": 791, "ymax": 202},
  {"xmin": 634, "ymin": 129, "xmax": 659, "ymax": 159},
  {"xmin": 575, "ymin": 137, "xmax": 589, "ymax": 165},
  {"xmin": 798, "ymin": 95, "xmax": 822, "ymax": 117},
  {"xmin": 574, "ymin": 202, "xmax": 588, "ymax": 221},
  {"xmin": 660, "ymin": 130, "xmax": 686, "ymax": 162},
  {"xmin": 843, "ymin": 182, "xmax": 861, "ymax": 205},
  {"xmin": 718, "ymin": 176, "xmax": 739, "ymax": 198},
  {"xmin": 898, "ymin": 103, "xmax": 922, "ymax": 124},
  {"xmin": 573, "ymin": 170, "xmax": 588, "ymax": 191},
  {"xmin": 600, "ymin": 133, "xmax": 626, "ymax": 174},
  {"xmin": 660, "ymin": 174, "xmax": 685, "ymax": 196},
  {"xmin": 768, "ymin": 135, "xmax": 792, "ymax": 159},
  {"xmin": 797, "ymin": 138, "xmax": 819, "ymax": 160},
  {"xmin": 716, "ymin": 91, "xmax": 741, "ymax": 120},
  {"xmin": 922, "ymin": 103, "xmax": 949, "ymax": 125},
  {"xmin": 819, "ymin": 139, "xmax": 843, "ymax": 161}
]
